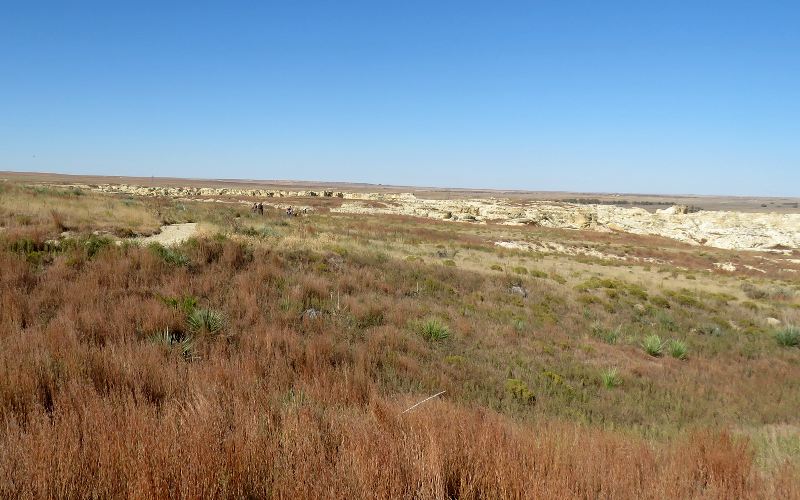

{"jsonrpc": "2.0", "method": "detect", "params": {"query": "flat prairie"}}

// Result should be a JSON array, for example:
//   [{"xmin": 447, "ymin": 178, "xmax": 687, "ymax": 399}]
[
  {"xmin": 3, "ymin": 170, "xmax": 799, "ymax": 212},
  {"xmin": 1, "ymin": 175, "xmax": 799, "ymax": 498}
]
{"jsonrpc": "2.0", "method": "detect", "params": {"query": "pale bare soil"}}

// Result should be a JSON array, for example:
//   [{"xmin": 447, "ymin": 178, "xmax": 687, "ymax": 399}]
[{"xmin": 135, "ymin": 223, "xmax": 199, "ymax": 246}]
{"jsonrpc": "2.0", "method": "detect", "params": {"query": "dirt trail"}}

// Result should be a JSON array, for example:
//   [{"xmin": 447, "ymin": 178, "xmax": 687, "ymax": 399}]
[{"xmin": 136, "ymin": 223, "xmax": 198, "ymax": 246}]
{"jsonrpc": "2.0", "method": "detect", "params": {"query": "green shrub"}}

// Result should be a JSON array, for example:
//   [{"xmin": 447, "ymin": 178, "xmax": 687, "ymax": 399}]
[
  {"xmin": 512, "ymin": 266, "xmax": 528, "ymax": 275},
  {"xmin": 159, "ymin": 294, "xmax": 198, "ymax": 315},
  {"xmin": 6, "ymin": 238, "xmax": 55, "ymax": 265},
  {"xmin": 187, "ymin": 308, "xmax": 225, "ymax": 335},
  {"xmin": 601, "ymin": 368, "xmax": 622, "ymax": 388},
  {"xmin": 668, "ymin": 339, "xmax": 688, "ymax": 360},
  {"xmin": 237, "ymin": 225, "xmax": 279, "ymax": 239},
  {"xmin": 419, "ymin": 319, "xmax": 450, "ymax": 342},
  {"xmin": 591, "ymin": 323, "xmax": 619, "ymax": 344},
  {"xmin": 642, "ymin": 334, "xmax": 665, "ymax": 357},
  {"xmin": 505, "ymin": 378, "xmax": 535, "ymax": 403},
  {"xmin": 148, "ymin": 242, "xmax": 189, "ymax": 266},
  {"xmin": 656, "ymin": 311, "xmax": 678, "ymax": 331},
  {"xmin": 697, "ymin": 324, "xmax": 723, "ymax": 337},
  {"xmin": 490, "ymin": 264, "xmax": 503, "ymax": 271},
  {"xmin": 742, "ymin": 283, "xmax": 795, "ymax": 301},
  {"xmin": 576, "ymin": 277, "xmax": 647, "ymax": 299},
  {"xmin": 774, "ymin": 325, "xmax": 800, "ymax": 347},
  {"xmin": 528, "ymin": 269, "xmax": 548, "ymax": 279},
  {"xmin": 650, "ymin": 296, "xmax": 671, "ymax": 309},
  {"xmin": 443, "ymin": 259, "xmax": 456, "ymax": 267},
  {"xmin": 541, "ymin": 369, "xmax": 564, "ymax": 385},
  {"xmin": 664, "ymin": 289, "xmax": 703, "ymax": 308}
]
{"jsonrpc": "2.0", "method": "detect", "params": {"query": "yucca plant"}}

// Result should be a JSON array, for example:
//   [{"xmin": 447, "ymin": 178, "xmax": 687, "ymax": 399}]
[
  {"xmin": 641, "ymin": 334, "xmax": 665, "ymax": 357},
  {"xmin": 601, "ymin": 368, "xmax": 622, "ymax": 389},
  {"xmin": 187, "ymin": 308, "xmax": 225, "ymax": 335},
  {"xmin": 775, "ymin": 325, "xmax": 800, "ymax": 347},
  {"xmin": 669, "ymin": 339, "xmax": 688, "ymax": 360},
  {"xmin": 419, "ymin": 319, "xmax": 450, "ymax": 342},
  {"xmin": 591, "ymin": 323, "xmax": 620, "ymax": 345},
  {"xmin": 149, "ymin": 328, "xmax": 174, "ymax": 346},
  {"xmin": 149, "ymin": 328, "xmax": 198, "ymax": 361}
]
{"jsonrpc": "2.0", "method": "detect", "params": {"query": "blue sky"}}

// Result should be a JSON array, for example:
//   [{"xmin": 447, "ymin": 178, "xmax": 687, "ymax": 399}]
[{"xmin": 1, "ymin": 1, "xmax": 798, "ymax": 195}]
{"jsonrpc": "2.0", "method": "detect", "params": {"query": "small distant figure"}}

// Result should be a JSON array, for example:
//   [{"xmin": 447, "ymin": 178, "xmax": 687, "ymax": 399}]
[
  {"xmin": 286, "ymin": 206, "xmax": 294, "ymax": 217},
  {"xmin": 257, "ymin": 202, "xmax": 264, "ymax": 215},
  {"xmin": 251, "ymin": 202, "xmax": 258, "ymax": 214}
]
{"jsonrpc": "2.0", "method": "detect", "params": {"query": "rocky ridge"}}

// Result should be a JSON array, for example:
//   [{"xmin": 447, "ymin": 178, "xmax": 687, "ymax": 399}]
[
  {"xmin": 66, "ymin": 183, "xmax": 800, "ymax": 252},
  {"xmin": 330, "ymin": 196, "xmax": 799, "ymax": 252}
]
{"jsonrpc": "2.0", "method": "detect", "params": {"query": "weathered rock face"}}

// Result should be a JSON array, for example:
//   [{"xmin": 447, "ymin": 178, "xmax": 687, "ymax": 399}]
[
  {"xmin": 63, "ymin": 183, "xmax": 800, "ymax": 252},
  {"xmin": 87, "ymin": 183, "xmax": 347, "ymax": 199},
  {"xmin": 330, "ymin": 198, "xmax": 800, "ymax": 252},
  {"xmin": 657, "ymin": 205, "xmax": 689, "ymax": 215}
]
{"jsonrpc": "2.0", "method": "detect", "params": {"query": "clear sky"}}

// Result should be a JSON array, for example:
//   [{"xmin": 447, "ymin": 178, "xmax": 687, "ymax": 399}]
[{"xmin": 1, "ymin": 1, "xmax": 798, "ymax": 195}]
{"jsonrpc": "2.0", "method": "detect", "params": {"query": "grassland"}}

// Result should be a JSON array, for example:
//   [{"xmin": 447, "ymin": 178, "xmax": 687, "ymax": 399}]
[{"xmin": 1, "ymin": 180, "xmax": 799, "ymax": 498}]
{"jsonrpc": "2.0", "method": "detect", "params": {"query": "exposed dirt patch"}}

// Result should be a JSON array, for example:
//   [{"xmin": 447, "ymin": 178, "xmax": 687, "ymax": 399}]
[{"xmin": 135, "ymin": 223, "xmax": 198, "ymax": 246}]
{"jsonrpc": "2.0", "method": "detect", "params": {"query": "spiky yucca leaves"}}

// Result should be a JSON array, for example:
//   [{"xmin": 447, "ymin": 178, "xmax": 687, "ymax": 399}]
[
  {"xmin": 419, "ymin": 319, "xmax": 450, "ymax": 342},
  {"xmin": 669, "ymin": 339, "xmax": 688, "ymax": 360},
  {"xmin": 187, "ymin": 308, "xmax": 225, "ymax": 335},
  {"xmin": 148, "ymin": 328, "xmax": 198, "ymax": 361},
  {"xmin": 641, "ymin": 334, "xmax": 665, "ymax": 357},
  {"xmin": 601, "ymin": 368, "xmax": 622, "ymax": 388}
]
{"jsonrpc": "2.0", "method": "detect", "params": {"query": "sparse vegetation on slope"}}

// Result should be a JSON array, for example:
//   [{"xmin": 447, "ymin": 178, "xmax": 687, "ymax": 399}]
[{"xmin": 0, "ymin": 180, "xmax": 798, "ymax": 498}]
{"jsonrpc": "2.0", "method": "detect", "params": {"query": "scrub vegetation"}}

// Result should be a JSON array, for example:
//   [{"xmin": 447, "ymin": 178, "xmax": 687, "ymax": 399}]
[{"xmin": 1, "ymin": 180, "xmax": 799, "ymax": 498}]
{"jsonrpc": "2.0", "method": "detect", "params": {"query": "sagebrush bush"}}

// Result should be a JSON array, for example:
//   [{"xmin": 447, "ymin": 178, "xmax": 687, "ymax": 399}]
[
  {"xmin": 505, "ymin": 378, "xmax": 535, "ymax": 403},
  {"xmin": 83, "ymin": 235, "xmax": 113, "ymax": 257},
  {"xmin": 148, "ymin": 242, "xmax": 189, "ymax": 266},
  {"xmin": 774, "ymin": 325, "xmax": 800, "ymax": 347},
  {"xmin": 236, "ymin": 225, "xmax": 279, "ymax": 239}
]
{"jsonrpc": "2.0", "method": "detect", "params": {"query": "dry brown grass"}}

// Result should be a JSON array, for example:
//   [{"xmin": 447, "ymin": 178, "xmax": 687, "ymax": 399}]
[{"xmin": 1, "ymin": 181, "xmax": 799, "ymax": 498}]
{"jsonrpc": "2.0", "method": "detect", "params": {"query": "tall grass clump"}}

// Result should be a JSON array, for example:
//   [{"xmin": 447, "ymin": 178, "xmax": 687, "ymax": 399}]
[
  {"xmin": 774, "ymin": 325, "xmax": 800, "ymax": 347},
  {"xmin": 50, "ymin": 209, "xmax": 69, "ymax": 231},
  {"xmin": 642, "ymin": 334, "xmax": 665, "ymax": 357},
  {"xmin": 419, "ymin": 318, "xmax": 450, "ymax": 342},
  {"xmin": 601, "ymin": 368, "xmax": 622, "ymax": 388},
  {"xmin": 669, "ymin": 339, "xmax": 688, "ymax": 359}
]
